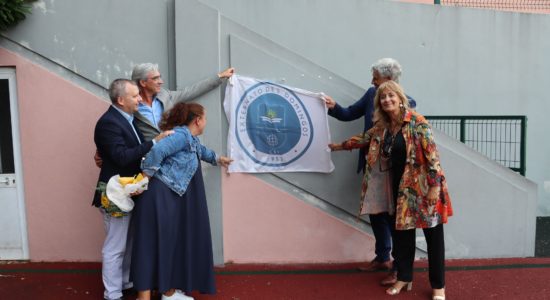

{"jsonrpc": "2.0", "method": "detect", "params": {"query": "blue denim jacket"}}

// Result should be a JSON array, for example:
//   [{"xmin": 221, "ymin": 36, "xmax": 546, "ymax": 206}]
[{"xmin": 141, "ymin": 126, "xmax": 217, "ymax": 196}]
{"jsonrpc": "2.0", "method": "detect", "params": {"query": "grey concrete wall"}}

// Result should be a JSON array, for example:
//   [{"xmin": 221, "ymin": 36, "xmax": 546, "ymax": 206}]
[
  {"xmin": 221, "ymin": 22, "xmax": 366, "ymax": 215},
  {"xmin": 175, "ymin": 0, "xmax": 226, "ymax": 265},
  {"xmin": 2, "ymin": 0, "xmax": 177, "ymax": 89},
  {"xmin": 1, "ymin": 0, "xmax": 227, "ymax": 263},
  {"xmin": 436, "ymin": 129, "xmax": 537, "ymax": 258},
  {"xmin": 2, "ymin": 0, "xmax": 545, "ymax": 260},
  {"xmin": 184, "ymin": 0, "xmax": 538, "ymax": 258},
  {"xmin": 198, "ymin": 0, "xmax": 550, "ymax": 216}
]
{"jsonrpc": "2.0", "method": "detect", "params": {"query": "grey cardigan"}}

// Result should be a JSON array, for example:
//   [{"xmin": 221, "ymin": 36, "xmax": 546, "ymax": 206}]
[{"xmin": 134, "ymin": 74, "xmax": 223, "ymax": 141}]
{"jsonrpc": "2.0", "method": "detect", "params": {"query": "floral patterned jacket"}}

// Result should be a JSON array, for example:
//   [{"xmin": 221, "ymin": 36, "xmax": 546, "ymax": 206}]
[{"xmin": 342, "ymin": 110, "xmax": 453, "ymax": 230}]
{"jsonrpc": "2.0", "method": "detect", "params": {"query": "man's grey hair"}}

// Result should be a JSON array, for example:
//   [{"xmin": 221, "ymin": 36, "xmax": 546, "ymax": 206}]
[
  {"xmin": 108, "ymin": 79, "xmax": 136, "ymax": 104},
  {"xmin": 371, "ymin": 58, "xmax": 402, "ymax": 83},
  {"xmin": 131, "ymin": 63, "xmax": 159, "ymax": 84}
]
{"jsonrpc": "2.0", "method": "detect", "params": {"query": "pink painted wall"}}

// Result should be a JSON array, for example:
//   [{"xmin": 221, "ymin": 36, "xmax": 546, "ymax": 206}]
[
  {"xmin": 222, "ymin": 173, "xmax": 375, "ymax": 264},
  {"xmin": 1, "ymin": 47, "xmax": 377, "ymax": 263},
  {"xmin": 0, "ymin": 48, "xmax": 106, "ymax": 261}
]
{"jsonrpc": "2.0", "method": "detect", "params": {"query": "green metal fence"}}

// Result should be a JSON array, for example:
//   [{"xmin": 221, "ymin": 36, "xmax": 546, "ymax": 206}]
[
  {"xmin": 425, "ymin": 115, "xmax": 527, "ymax": 175},
  {"xmin": 434, "ymin": 0, "xmax": 550, "ymax": 11}
]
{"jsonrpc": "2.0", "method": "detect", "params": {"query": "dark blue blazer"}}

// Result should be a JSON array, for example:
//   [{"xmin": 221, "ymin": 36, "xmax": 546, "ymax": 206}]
[
  {"xmin": 328, "ymin": 86, "xmax": 416, "ymax": 173},
  {"xmin": 92, "ymin": 105, "xmax": 154, "ymax": 207}
]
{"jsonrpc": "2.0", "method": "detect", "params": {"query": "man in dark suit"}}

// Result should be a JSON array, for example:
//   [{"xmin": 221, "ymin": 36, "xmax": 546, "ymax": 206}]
[
  {"xmin": 93, "ymin": 78, "xmax": 171, "ymax": 300},
  {"xmin": 94, "ymin": 64, "xmax": 234, "ymax": 164}
]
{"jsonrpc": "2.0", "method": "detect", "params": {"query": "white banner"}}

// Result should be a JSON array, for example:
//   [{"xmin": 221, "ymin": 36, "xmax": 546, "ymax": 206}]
[{"xmin": 223, "ymin": 74, "xmax": 334, "ymax": 173}]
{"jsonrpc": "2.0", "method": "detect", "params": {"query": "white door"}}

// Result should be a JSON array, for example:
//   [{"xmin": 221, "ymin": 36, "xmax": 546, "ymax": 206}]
[{"xmin": 0, "ymin": 68, "xmax": 29, "ymax": 260}]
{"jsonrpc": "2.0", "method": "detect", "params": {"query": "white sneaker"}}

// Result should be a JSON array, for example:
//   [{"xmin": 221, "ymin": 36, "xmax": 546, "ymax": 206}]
[{"xmin": 161, "ymin": 290, "xmax": 194, "ymax": 300}]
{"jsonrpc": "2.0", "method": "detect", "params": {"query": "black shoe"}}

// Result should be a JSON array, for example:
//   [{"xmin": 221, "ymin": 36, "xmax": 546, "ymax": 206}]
[{"xmin": 122, "ymin": 287, "xmax": 137, "ymax": 297}]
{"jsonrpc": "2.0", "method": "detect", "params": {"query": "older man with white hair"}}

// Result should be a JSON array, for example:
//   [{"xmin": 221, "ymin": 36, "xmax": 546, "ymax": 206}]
[
  {"xmin": 131, "ymin": 63, "xmax": 234, "ymax": 141},
  {"xmin": 324, "ymin": 58, "xmax": 416, "ymax": 286},
  {"xmin": 94, "ymin": 65, "xmax": 233, "ymax": 165},
  {"xmin": 93, "ymin": 65, "xmax": 233, "ymax": 299}
]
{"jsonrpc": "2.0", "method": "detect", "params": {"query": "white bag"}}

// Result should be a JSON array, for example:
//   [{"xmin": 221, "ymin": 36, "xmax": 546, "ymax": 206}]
[{"xmin": 105, "ymin": 175, "xmax": 149, "ymax": 212}]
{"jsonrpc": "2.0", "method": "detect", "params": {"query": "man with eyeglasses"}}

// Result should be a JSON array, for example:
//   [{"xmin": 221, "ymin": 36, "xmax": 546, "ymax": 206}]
[
  {"xmin": 92, "ymin": 64, "xmax": 234, "ymax": 299},
  {"xmin": 94, "ymin": 64, "xmax": 234, "ymax": 166},
  {"xmin": 131, "ymin": 63, "xmax": 234, "ymax": 141}
]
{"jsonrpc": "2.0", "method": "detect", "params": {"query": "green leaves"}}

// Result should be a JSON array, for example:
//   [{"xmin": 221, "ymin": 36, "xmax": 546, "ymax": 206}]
[{"xmin": 0, "ymin": 0, "xmax": 33, "ymax": 31}]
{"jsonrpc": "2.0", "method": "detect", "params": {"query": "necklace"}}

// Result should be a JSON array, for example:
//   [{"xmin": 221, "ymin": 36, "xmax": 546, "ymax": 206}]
[
  {"xmin": 379, "ymin": 129, "xmax": 396, "ymax": 172},
  {"xmin": 382, "ymin": 129, "xmax": 396, "ymax": 158},
  {"xmin": 390, "ymin": 120, "xmax": 402, "ymax": 134},
  {"xmin": 383, "ymin": 121, "xmax": 403, "ymax": 155}
]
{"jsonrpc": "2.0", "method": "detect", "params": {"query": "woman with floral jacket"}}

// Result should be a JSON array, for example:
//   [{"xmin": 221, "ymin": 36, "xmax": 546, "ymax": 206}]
[{"xmin": 330, "ymin": 81, "xmax": 452, "ymax": 300}]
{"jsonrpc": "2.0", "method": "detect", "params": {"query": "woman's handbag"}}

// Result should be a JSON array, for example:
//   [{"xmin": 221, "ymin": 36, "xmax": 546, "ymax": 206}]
[{"xmin": 361, "ymin": 159, "xmax": 393, "ymax": 215}]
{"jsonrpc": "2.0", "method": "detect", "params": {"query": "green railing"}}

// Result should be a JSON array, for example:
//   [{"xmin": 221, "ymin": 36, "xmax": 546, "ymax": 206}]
[
  {"xmin": 425, "ymin": 116, "xmax": 527, "ymax": 175},
  {"xmin": 434, "ymin": 0, "xmax": 550, "ymax": 11}
]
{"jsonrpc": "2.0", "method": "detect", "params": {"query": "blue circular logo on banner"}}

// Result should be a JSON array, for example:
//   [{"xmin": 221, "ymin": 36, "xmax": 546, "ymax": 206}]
[{"xmin": 235, "ymin": 82, "xmax": 314, "ymax": 167}]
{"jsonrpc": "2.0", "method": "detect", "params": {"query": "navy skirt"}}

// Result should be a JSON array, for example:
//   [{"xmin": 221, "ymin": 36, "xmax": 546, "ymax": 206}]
[{"xmin": 131, "ymin": 165, "xmax": 216, "ymax": 294}]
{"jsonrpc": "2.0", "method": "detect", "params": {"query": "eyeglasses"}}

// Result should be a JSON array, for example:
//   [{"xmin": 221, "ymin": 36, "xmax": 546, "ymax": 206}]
[{"xmin": 148, "ymin": 75, "xmax": 162, "ymax": 82}]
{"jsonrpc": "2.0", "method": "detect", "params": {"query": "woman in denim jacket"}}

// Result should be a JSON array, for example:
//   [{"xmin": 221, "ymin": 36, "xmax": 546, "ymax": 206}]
[{"xmin": 131, "ymin": 102, "xmax": 232, "ymax": 300}]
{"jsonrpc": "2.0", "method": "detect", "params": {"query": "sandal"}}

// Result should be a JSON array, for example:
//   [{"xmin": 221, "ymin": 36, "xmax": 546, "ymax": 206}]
[
  {"xmin": 385, "ymin": 281, "xmax": 412, "ymax": 296},
  {"xmin": 432, "ymin": 288, "xmax": 445, "ymax": 300}
]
